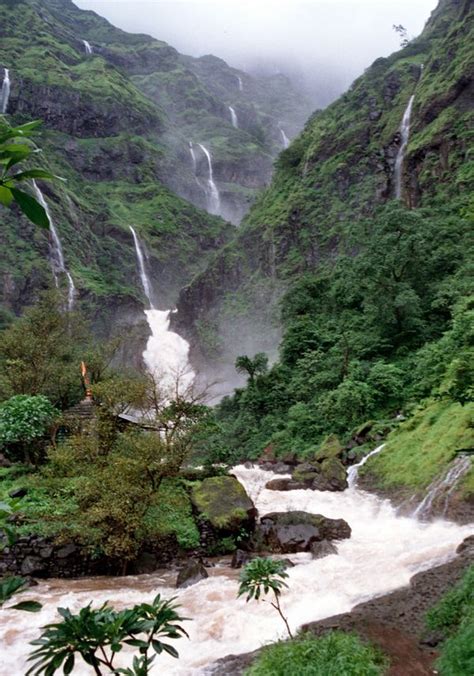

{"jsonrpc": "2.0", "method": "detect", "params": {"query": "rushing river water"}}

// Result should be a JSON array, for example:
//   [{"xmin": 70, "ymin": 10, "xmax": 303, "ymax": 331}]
[{"xmin": 0, "ymin": 464, "xmax": 472, "ymax": 675}]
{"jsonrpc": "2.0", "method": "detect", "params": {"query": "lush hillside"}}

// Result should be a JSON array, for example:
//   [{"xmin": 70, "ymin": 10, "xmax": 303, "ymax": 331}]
[
  {"xmin": 180, "ymin": 0, "xmax": 474, "ymax": 511},
  {"xmin": 0, "ymin": 0, "xmax": 311, "ymax": 334}
]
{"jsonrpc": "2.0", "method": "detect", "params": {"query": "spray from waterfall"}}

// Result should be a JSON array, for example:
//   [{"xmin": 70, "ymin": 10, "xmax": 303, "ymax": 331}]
[
  {"xmin": 393, "ymin": 94, "xmax": 415, "ymax": 200},
  {"xmin": 32, "ymin": 181, "xmax": 76, "ymax": 311},
  {"xmin": 229, "ymin": 106, "xmax": 239, "ymax": 129},
  {"xmin": 280, "ymin": 128, "xmax": 290, "ymax": 149},
  {"xmin": 129, "ymin": 226, "xmax": 194, "ymax": 394},
  {"xmin": 197, "ymin": 143, "xmax": 221, "ymax": 215},
  {"xmin": 413, "ymin": 455, "xmax": 472, "ymax": 520},
  {"xmin": 1, "ymin": 68, "xmax": 11, "ymax": 114},
  {"xmin": 347, "ymin": 444, "xmax": 386, "ymax": 488},
  {"xmin": 82, "ymin": 40, "xmax": 93, "ymax": 55}
]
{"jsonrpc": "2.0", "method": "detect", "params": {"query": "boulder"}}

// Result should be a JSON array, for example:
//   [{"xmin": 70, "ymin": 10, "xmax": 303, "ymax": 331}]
[
  {"xmin": 265, "ymin": 478, "xmax": 300, "ymax": 491},
  {"xmin": 259, "ymin": 511, "xmax": 351, "ymax": 554},
  {"xmin": 311, "ymin": 434, "xmax": 344, "ymax": 462},
  {"xmin": 191, "ymin": 476, "xmax": 256, "ymax": 532},
  {"xmin": 272, "ymin": 462, "xmax": 292, "ymax": 474},
  {"xmin": 176, "ymin": 559, "xmax": 209, "ymax": 588},
  {"xmin": 310, "ymin": 539, "xmax": 338, "ymax": 559},
  {"xmin": 292, "ymin": 462, "xmax": 320, "ymax": 485},
  {"xmin": 20, "ymin": 556, "xmax": 47, "ymax": 576},
  {"xmin": 231, "ymin": 549, "xmax": 253, "ymax": 569},
  {"xmin": 312, "ymin": 458, "xmax": 348, "ymax": 492}
]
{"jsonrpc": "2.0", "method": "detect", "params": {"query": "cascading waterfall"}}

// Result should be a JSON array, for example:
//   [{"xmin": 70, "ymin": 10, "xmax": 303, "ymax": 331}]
[
  {"xmin": 1, "ymin": 67, "xmax": 11, "ymax": 114},
  {"xmin": 129, "ymin": 226, "xmax": 194, "ymax": 394},
  {"xmin": 1, "ymin": 462, "xmax": 471, "ymax": 675},
  {"xmin": 32, "ymin": 181, "xmax": 76, "ymax": 311},
  {"xmin": 413, "ymin": 455, "xmax": 472, "ymax": 520},
  {"xmin": 236, "ymin": 75, "xmax": 243, "ymax": 92},
  {"xmin": 393, "ymin": 94, "xmax": 415, "ymax": 199},
  {"xmin": 82, "ymin": 40, "xmax": 93, "ymax": 55},
  {"xmin": 280, "ymin": 128, "xmax": 290, "ymax": 149},
  {"xmin": 197, "ymin": 143, "xmax": 221, "ymax": 215},
  {"xmin": 347, "ymin": 444, "xmax": 385, "ymax": 488},
  {"xmin": 229, "ymin": 106, "xmax": 239, "ymax": 128}
]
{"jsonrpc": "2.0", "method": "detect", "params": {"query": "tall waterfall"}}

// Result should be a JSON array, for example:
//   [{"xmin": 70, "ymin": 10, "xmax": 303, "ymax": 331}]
[
  {"xmin": 1, "ymin": 68, "xmax": 11, "ymax": 114},
  {"xmin": 413, "ymin": 455, "xmax": 472, "ymax": 520},
  {"xmin": 393, "ymin": 94, "xmax": 415, "ymax": 200},
  {"xmin": 197, "ymin": 143, "xmax": 221, "ymax": 215},
  {"xmin": 82, "ymin": 40, "xmax": 93, "ymax": 55},
  {"xmin": 229, "ymin": 106, "xmax": 239, "ymax": 128},
  {"xmin": 236, "ymin": 75, "xmax": 243, "ymax": 92},
  {"xmin": 32, "ymin": 181, "xmax": 76, "ymax": 311},
  {"xmin": 189, "ymin": 141, "xmax": 197, "ymax": 174},
  {"xmin": 280, "ymin": 128, "xmax": 290, "ymax": 149},
  {"xmin": 2, "ymin": 462, "xmax": 471, "ymax": 675},
  {"xmin": 129, "ymin": 226, "xmax": 194, "ymax": 394}
]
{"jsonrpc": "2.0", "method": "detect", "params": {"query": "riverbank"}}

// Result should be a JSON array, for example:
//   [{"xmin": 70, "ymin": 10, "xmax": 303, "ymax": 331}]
[{"xmin": 210, "ymin": 534, "xmax": 474, "ymax": 675}]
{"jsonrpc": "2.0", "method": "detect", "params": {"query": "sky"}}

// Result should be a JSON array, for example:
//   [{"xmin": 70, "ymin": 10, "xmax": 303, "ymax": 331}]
[{"xmin": 74, "ymin": 0, "xmax": 438, "ymax": 103}]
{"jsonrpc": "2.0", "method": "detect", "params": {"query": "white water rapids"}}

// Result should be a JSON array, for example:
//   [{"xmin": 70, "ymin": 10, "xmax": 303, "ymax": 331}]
[
  {"xmin": 0, "ymin": 68, "xmax": 10, "ymax": 114},
  {"xmin": 1, "ymin": 462, "xmax": 471, "ymax": 675}
]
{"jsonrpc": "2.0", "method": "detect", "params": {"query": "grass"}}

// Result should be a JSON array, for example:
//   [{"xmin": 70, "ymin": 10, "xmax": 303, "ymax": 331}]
[
  {"xmin": 246, "ymin": 632, "xmax": 388, "ymax": 676},
  {"xmin": 361, "ymin": 400, "xmax": 474, "ymax": 492}
]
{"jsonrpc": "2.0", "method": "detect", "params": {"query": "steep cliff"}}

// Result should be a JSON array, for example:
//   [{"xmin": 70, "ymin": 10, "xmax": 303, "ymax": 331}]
[{"xmin": 175, "ymin": 0, "xmax": 473, "ymax": 382}]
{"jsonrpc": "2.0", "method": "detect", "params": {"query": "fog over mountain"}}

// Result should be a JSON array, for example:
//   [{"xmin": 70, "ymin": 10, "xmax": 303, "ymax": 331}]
[{"xmin": 75, "ymin": 0, "xmax": 437, "ymax": 105}]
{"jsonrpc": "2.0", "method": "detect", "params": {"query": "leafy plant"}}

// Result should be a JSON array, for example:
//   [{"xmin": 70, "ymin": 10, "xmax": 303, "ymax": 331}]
[
  {"xmin": 0, "ymin": 495, "xmax": 23, "ymax": 547},
  {"xmin": 0, "ymin": 576, "xmax": 42, "ymax": 612},
  {"xmin": 238, "ymin": 557, "xmax": 293, "ymax": 638},
  {"xmin": 0, "ymin": 394, "xmax": 59, "ymax": 464},
  {"xmin": 0, "ymin": 120, "xmax": 57, "ymax": 228},
  {"xmin": 27, "ymin": 594, "xmax": 189, "ymax": 675}
]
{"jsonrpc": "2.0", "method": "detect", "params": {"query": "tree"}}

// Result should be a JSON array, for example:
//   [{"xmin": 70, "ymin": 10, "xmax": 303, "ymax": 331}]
[
  {"xmin": 0, "ymin": 120, "xmax": 58, "ymax": 228},
  {"xmin": 27, "ymin": 595, "xmax": 188, "ymax": 675},
  {"xmin": 238, "ymin": 558, "xmax": 293, "ymax": 638},
  {"xmin": 0, "ymin": 394, "xmax": 58, "ymax": 464},
  {"xmin": 392, "ymin": 24, "xmax": 410, "ymax": 47},
  {"xmin": 235, "ymin": 353, "xmax": 269, "ymax": 384}
]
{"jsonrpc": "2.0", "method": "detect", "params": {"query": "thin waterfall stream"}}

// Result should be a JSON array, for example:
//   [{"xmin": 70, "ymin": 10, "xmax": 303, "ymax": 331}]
[
  {"xmin": 394, "ymin": 94, "xmax": 415, "ymax": 199},
  {"xmin": 0, "ymin": 67, "xmax": 11, "ymax": 114},
  {"xmin": 82, "ymin": 40, "xmax": 93, "ymax": 55},
  {"xmin": 129, "ymin": 226, "xmax": 194, "ymax": 394},
  {"xmin": 32, "ymin": 181, "xmax": 76, "ymax": 311},
  {"xmin": 229, "ymin": 106, "xmax": 239, "ymax": 128},
  {"xmin": 197, "ymin": 144, "xmax": 221, "ymax": 215},
  {"xmin": 280, "ymin": 128, "xmax": 290, "ymax": 149},
  {"xmin": 0, "ymin": 460, "xmax": 471, "ymax": 675}
]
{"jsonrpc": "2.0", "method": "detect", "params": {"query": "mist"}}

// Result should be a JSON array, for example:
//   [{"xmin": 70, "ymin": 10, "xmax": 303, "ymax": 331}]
[{"xmin": 74, "ymin": 0, "xmax": 437, "ymax": 104}]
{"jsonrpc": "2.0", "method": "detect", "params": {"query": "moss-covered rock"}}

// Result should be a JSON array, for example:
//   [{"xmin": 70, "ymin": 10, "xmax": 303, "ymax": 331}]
[
  {"xmin": 311, "ymin": 435, "xmax": 344, "ymax": 462},
  {"xmin": 312, "ymin": 458, "xmax": 348, "ymax": 492},
  {"xmin": 190, "ymin": 475, "xmax": 256, "ymax": 531}
]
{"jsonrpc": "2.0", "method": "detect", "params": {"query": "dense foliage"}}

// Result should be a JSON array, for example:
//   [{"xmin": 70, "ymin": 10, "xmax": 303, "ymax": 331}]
[{"xmin": 246, "ymin": 631, "xmax": 388, "ymax": 676}]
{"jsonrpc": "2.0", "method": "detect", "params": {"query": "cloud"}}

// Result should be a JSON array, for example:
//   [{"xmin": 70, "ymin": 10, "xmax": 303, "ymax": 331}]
[{"xmin": 74, "ymin": 0, "xmax": 438, "ymax": 104}]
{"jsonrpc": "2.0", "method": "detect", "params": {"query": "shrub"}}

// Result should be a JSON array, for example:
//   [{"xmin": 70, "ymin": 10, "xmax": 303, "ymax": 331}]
[
  {"xmin": 0, "ymin": 395, "xmax": 58, "ymax": 464},
  {"xmin": 246, "ymin": 631, "xmax": 388, "ymax": 675}
]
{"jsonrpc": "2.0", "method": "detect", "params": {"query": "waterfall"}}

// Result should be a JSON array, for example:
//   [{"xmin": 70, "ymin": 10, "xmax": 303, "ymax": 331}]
[
  {"xmin": 82, "ymin": 40, "xmax": 93, "ymax": 55},
  {"xmin": 32, "ymin": 181, "xmax": 76, "ymax": 311},
  {"xmin": 197, "ymin": 144, "xmax": 221, "ymax": 215},
  {"xmin": 229, "ymin": 106, "xmax": 239, "ymax": 129},
  {"xmin": 129, "ymin": 227, "xmax": 194, "ymax": 394},
  {"xmin": 393, "ymin": 94, "xmax": 415, "ymax": 200},
  {"xmin": 236, "ymin": 75, "xmax": 243, "ymax": 92},
  {"xmin": 2, "ymin": 463, "xmax": 471, "ymax": 675},
  {"xmin": 413, "ymin": 455, "xmax": 472, "ymax": 520},
  {"xmin": 1, "ymin": 68, "xmax": 11, "ymax": 114},
  {"xmin": 347, "ymin": 444, "xmax": 386, "ymax": 488},
  {"xmin": 280, "ymin": 128, "xmax": 290, "ymax": 149},
  {"xmin": 189, "ymin": 141, "xmax": 197, "ymax": 174}
]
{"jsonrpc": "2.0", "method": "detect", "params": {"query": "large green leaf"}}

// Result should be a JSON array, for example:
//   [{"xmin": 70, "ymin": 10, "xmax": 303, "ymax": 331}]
[
  {"xmin": 10, "ymin": 188, "xmax": 50, "ymax": 228},
  {"xmin": 10, "ymin": 600, "xmax": 43, "ymax": 613},
  {"xmin": 9, "ymin": 170, "xmax": 58, "ymax": 182},
  {"xmin": 0, "ymin": 185, "xmax": 13, "ymax": 206}
]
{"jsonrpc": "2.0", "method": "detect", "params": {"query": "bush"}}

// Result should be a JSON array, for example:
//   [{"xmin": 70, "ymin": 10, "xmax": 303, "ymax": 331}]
[
  {"xmin": 435, "ymin": 612, "xmax": 474, "ymax": 676},
  {"xmin": 0, "ymin": 394, "xmax": 58, "ymax": 464},
  {"xmin": 246, "ymin": 631, "xmax": 388, "ymax": 676}
]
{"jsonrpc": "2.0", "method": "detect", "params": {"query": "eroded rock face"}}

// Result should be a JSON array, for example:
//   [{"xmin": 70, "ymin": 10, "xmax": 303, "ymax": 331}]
[
  {"xmin": 176, "ymin": 559, "xmax": 208, "ymax": 588},
  {"xmin": 258, "ymin": 511, "xmax": 351, "ymax": 554}
]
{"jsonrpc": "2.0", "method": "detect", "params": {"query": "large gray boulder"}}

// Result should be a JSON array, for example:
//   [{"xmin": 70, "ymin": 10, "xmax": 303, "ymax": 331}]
[
  {"xmin": 258, "ymin": 511, "xmax": 351, "ymax": 553},
  {"xmin": 176, "ymin": 559, "xmax": 209, "ymax": 588}
]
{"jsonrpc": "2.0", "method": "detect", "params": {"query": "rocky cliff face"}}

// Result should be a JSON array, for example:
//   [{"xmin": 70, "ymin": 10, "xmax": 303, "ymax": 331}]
[
  {"xmin": 0, "ymin": 0, "xmax": 311, "ymax": 333},
  {"xmin": 175, "ymin": 0, "xmax": 474, "ymax": 385}
]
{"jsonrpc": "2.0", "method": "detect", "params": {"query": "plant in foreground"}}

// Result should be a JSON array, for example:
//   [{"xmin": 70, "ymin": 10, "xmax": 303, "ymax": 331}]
[
  {"xmin": 238, "ymin": 557, "xmax": 293, "ymax": 638},
  {"xmin": 27, "ymin": 594, "xmax": 188, "ymax": 675}
]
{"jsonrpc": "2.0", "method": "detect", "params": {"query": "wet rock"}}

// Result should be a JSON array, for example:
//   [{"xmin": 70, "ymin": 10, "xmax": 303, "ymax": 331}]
[
  {"xmin": 272, "ymin": 462, "xmax": 292, "ymax": 474},
  {"xmin": 231, "ymin": 549, "xmax": 253, "ymax": 569},
  {"xmin": 281, "ymin": 558, "xmax": 296, "ymax": 568},
  {"xmin": 265, "ymin": 478, "xmax": 294, "ymax": 491},
  {"xmin": 456, "ymin": 535, "xmax": 474, "ymax": 554},
  {"xmin": 56, "ymin": 544, "xmax": 77, "ymax": 559},
  {"xmin": 281, "ymin": 452, "xmax": 299, "ymax": 466},
  {"xmin": 311, "ymin": 435, "xmax": 344, "ymax": 462},
  {"xmin": 21, "ymin": 556, "xmax": 46, "ymax": 576},
  {"xmin": 312, "ymin": 458, "xmax": 348, "ymax": 492},
  {"xmin": 8, "ymin": 487, "xmax": 28, "ymax": 499},
  {"xmin": 292, "ymin": 463, "xmax": 320, "ymax": 485},
  {"xmin": 191, "ymin": 476, "xmax": 256, "ymax": 532},
  {"xmin": 259, "ymin": 511, "xmax": 351, "ymax": 554},
  {"xmin": 310, "ymin": 539, "xmax": 338, "ymax": 559},
  {"xmin": 176, "ymin": 559, "xmax": 209, "ymax": 588}
]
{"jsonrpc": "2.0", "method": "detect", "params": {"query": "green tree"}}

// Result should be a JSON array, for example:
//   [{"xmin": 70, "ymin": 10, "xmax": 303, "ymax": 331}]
[
  {"xmin": 238, "ymin": 558, "xmax": 293, "ymax": 638},
  {"xmin": 235, "ymin": 353, "xmax": 269, "ymax": 384},
  {"xmin": 0, "ymin": 394, "xmax": 58, "ymax": 464},
  {"xmin": 0, "ymin": 120, "xmax": 57, "ymax": 228},
  {"xmin": 27, "ymin": 595, "xmax": 188, "ymax": 675}
]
